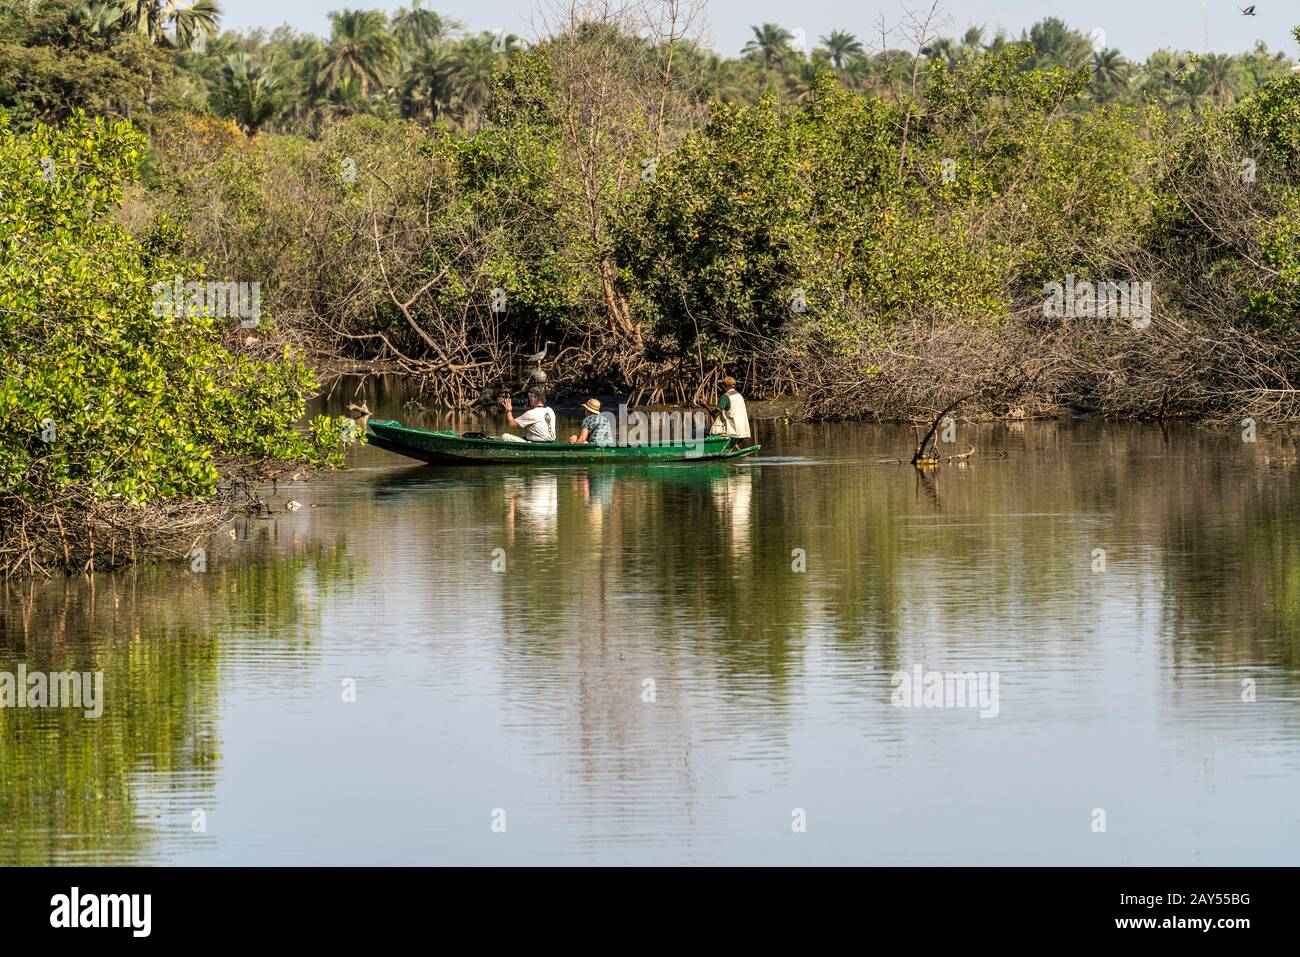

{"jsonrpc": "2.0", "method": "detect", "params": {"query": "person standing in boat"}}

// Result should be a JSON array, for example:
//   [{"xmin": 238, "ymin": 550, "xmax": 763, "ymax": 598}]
[
  {"xmin": 711, "ymin": 376, "xmax": 751, "ymax": 450},
  {"xmin": 500, "ymin": 388, "xmax": 556, "ymax": 442},
  {"xmin": 568, "ymin": 398, "xmax": 614, "ymax": 446}
]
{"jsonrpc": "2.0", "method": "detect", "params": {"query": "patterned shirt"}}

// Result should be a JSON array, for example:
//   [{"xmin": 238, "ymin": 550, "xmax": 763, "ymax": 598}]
[{"xmin": 581, "ymin": 413, "xmax": 614, "ymax": 446}]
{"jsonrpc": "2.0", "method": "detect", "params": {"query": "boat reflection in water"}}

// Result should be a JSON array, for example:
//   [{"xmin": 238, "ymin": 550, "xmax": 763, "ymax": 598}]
[{"xmin": 713, "ymin": 466, "xmax": 753, "ymax": 551}]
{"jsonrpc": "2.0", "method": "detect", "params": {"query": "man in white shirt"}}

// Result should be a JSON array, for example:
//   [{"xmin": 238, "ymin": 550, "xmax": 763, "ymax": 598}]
[
  {"xmin": 500, "ymin": 388, "xmax": 557, "ymax": 442},
  {"xmin": 709, "ymin": 375, "xmax": 751, "ymax": 449}
]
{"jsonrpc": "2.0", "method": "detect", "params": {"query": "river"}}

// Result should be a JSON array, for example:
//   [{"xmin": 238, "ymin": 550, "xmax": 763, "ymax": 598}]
[{"xmin": 2, "ymin": 382, "xmax": 1298, "ymax": 864}]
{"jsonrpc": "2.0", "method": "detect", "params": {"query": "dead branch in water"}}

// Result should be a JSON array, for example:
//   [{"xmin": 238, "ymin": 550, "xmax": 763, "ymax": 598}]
[{"xmin": 912, "ymin": 394, "xmax": 980, "ymax": 464}]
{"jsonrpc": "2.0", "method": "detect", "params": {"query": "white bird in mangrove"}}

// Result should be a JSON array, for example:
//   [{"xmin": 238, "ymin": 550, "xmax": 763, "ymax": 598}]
[{"xmin": 526, "ymin": 341, "xmax": 554, "ymax": 365}]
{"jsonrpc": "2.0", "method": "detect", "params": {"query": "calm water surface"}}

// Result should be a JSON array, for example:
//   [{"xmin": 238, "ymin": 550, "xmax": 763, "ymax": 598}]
[{"xmin": 3, "ymin": 386, "xmax": 1299, "ymax": 864}]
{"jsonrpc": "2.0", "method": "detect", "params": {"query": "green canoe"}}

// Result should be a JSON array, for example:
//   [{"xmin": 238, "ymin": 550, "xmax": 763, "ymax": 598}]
[{"xmin": 365, "ymin": 419, "xmax": 760, "ymax": 465}]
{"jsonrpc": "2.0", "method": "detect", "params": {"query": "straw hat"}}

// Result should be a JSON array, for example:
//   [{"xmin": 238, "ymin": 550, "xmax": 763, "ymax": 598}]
[
  {"xmin": 582, "ymin": 398, "xmax": 601, "ymax": 415},
  {"xmin": 721, "ymin": 376, "xmax": 737, "ymax": 388}
]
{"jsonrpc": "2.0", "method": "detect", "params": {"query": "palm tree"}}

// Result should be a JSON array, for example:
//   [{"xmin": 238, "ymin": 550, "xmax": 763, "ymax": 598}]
[
  {"xmin": 1197, "ymin": 53, "xmax": 1240, "ymax": 103},
  {"xmin": 820, "ymin": 30, "xmax": 863, "ymax": 70},
  {"xmin": 210, "ymin": 53, "xmax": 284, "ymax": 133},
  {"xmin": 392, "ymin": 0, "xmax": 448, "ymax": 52},
  {"xmin": 1090, "ymin": 48, "xmax": 1129, "ymax": 94},
  {"xmin": 447, "ymin": 33, "xmax": 511, "ymax": 129},
  {"xmin": 72, "ymin": 2, "xmax": 125, "ymax": 43},
  {"xmin": 118, "ymin": 0, "xmax": 221, "ymax": 48},
  {"xmin": 270, "ymin": 34, "xmax": 327, "ymax": 127},
  {"xmin": 921, "ymin": 36, "xmax": 963, "ymax": 69},
  {"xmin": 1179, "ymin": 66, "xmax": 1212, "ymax": 111},
  {"xmin": 315, "ymin": 74, "xmax": 370, "ymax": 122},
  {"xmin": 742, "ymin": 23, "xmax": 794, "ymax": 69},
  {"xmin": 698, "ymin": 52, "xmax": 757, "ymax": 104},
  {"xmin": 316, "ymin": 9, "xmax": 400, "ymax": 99},
  {"xmin": 786, "ymin": 51, "xmax": 832, "ymax": 101},
  {"xmin": 398, "ymin": 42, "xmax": 454, "ymax": 122}
]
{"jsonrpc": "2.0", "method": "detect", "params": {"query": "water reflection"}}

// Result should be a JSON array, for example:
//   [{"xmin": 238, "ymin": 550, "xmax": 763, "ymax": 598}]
[
  {"xmin": 0, "ymin": 541, "xmax": 357, "ymax": 863},
  {"xmin": 505, "ymin": 473, "xmax": 559, "ymax": 545},
  {"xmin": 2, "ymin": 390, "xmax": 1299, "ymax": 863}
]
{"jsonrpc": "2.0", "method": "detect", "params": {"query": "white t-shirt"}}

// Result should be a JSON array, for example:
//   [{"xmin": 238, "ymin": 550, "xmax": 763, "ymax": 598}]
[
  {"xmin": 709, "ymin": 390, "xmax": 751, "ymax": 439},
  {"xmin": 514, "ymin": 406, "xmax": 556, "ymax": 442}
]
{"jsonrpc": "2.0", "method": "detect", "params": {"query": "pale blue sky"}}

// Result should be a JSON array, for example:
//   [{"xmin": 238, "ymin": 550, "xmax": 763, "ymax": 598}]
[{"xmin": 218, "ymin": 1, "xmax": 1299, "ymax": 59}]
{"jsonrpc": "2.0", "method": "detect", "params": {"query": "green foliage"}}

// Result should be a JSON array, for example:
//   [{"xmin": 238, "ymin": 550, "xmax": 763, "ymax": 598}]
[
  {"xmin": 1023, "ymin": 17, "xmax": 1093, "ymax": 71},
  {"xmin": 209, "ymin": 53, "xmax": 286, "ymax": 133},
  {"xmin": 0, "ymin": 0, "xmax": 174, "ymax": 123},
  {"xmin": 0, "ymin": 113, "xmax": 349, "ymax": 507},
  {"xmin": 1231, "ymin": 62, "xmax": 1300, "ymax": 331},
  {"xmin": 447, "ymin": 47, "xmax": 617, "ymax": 334},
  {"xmin": 920, "ymin": 49, "xmax": 1160, "ymax": 282},
  {"xmin": 117, "ymin": 0, "xmax": 222, "ymax": 49},
  {"xmin": 619, "ymin": 75, "xmax": 926, "ymax": 354},
  {"xmin": 316, "ymin": 9, "xmax": 399, "ymax": 98},
  {"xmin": 1230, "ymin": 68, "xmax": 1300, "ymax": 169},
  {"xmin": 1149, "ymin": 56, "xmax": 1300, "ymax": 336},
  {"xmin": 17, "ymin": 6, "xmax": 1296, "ymax": 402},
  {"xmin": 3, "ymin": 3, "xmax": 1297, "ymax": 134},
  {"xmin": 618, "ymin": 50, "xmax": 1160, "ymax": 359},
  {"xmin": 1247, "ymin": 195, "xmax": 1300, "ymax": 330}
]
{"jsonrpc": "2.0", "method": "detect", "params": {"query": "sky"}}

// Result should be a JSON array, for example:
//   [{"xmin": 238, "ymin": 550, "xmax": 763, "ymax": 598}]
[{"xmin": 217, "ymin": 1, "xmax": 1300, "ymax": 60}]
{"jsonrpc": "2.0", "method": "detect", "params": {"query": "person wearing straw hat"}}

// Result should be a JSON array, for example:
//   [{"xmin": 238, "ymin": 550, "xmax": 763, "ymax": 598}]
[
  {"xmin": 569, "ymin": 397, "xmax": 614, "ymax": 446},
  {"xmin": 710, "ymin": 376, "xmax": 751, "ymax": 449}
]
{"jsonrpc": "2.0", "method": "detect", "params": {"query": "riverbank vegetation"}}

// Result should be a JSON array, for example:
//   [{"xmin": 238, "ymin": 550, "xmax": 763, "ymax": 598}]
[
  {"xmin": 4, "ymin": 1, "xmax": 1298, "ymax": 411},
  {"xmin": 0, "ymin": 112, "xmax": 352, "ymax": 575},
  {"xmin": 2, "ymin": 0, "xmax": 1300, "ymax": 573}
]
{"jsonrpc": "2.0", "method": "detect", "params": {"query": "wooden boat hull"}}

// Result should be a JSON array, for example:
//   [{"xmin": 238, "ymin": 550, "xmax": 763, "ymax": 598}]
[{"xmin": 365, "ymin": 420, "xmax": 759, "ymax": 465}]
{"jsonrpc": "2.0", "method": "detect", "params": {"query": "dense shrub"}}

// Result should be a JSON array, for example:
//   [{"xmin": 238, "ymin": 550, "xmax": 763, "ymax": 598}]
[{"xmin": 0, "ymin": 113, "xmax": 350, "ymax": 572}]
